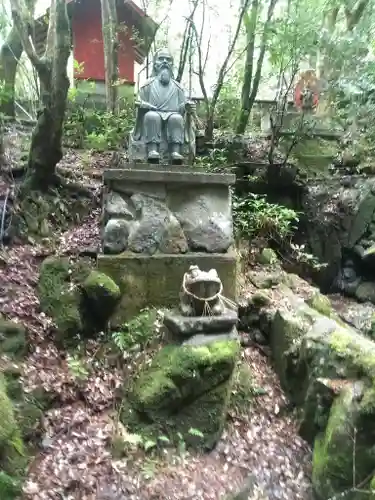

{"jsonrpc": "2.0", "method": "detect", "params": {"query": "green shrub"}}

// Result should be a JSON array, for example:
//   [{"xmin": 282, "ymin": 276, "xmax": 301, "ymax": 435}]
[
  {"xmin": 233, "ymin": 193, "xmax": 299, "ymax": 242},
  {"xmin": 112, "ymin": 308, "xmax": 159, "ymax": 352}
]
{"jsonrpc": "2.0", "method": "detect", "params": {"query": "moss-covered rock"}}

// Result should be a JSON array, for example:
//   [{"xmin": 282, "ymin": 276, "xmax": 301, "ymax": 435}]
[
  {"xmin": 0, "ymin": 376, "xmax": 26, "ymax": 497},
  {"xmin": 246, "ymin": 266, "xmax": 375, "ymax": 498},
  {"xmin": 38, "ymin": 257, "xmax": 82, "ymax": 338},
  {"xmin": 312, "ymin": 384, "xmax": 375, "ymax": 499},
  {"xmin": 256, "ymin": 248, "xmax": 278, "ymax": 265},
  {"xmin": 0, "ymin": 316, "xmax": 26, "ymax": 358},
  {"xmin": 270, "ymin": 301, "xmax": 317, "ymax": 398},
  {"xmin": 305, "ymin": 292, "xmax": 333, "ymax": 317},
  {"xmin": 124, "ymin": 339, "xmax": 240, "ymax": 449},
  {"xmin": 38, "ymin": 257, "xmax": 121, "ymax": 340},
  {"xmin": 81, "ymin": 270, "xmax": 121, "ymax": 331}
]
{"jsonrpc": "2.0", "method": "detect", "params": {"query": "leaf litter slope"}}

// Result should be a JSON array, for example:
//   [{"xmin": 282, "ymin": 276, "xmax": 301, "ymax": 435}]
[{"xmin": 0, "ymin": 153, "xmax": 312, "ymax": 500}]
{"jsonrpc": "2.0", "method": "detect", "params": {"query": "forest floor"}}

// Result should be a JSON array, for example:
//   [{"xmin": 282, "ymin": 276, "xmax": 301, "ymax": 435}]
[{"xmin": 0, "ymin": 128, "xmax": 312, "ymax": 500}]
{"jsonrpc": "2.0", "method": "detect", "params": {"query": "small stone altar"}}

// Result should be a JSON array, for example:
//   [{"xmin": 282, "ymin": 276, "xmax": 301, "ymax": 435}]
[
  {"xmin": 97, "ymin": 166, "xmax": 237, "ymax": 322},
  {"xmin": 163, "ymin": 265, "xmax": 239, "ymax": 346},
  {"xmin": 121, "ymin": 267, "xmax": 240, "ymax": 450}
]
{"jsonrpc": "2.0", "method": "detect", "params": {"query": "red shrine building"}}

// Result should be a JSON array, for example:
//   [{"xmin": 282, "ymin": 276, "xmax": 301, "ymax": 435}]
[{"xmin": 34, "ymin": 0, "xmax": 157, "ymax": 100}]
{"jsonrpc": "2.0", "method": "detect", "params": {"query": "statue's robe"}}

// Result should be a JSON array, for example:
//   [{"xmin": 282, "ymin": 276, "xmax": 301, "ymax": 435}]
[{"xmin": 133, "ymin": 77, "xmax": 190, "ymax": 143}]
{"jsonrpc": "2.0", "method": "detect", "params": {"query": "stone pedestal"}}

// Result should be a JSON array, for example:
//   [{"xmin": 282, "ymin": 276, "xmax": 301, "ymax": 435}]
[
  {"xmin": 98, "ymin": 165, "xmax": 237, "ymax": 323},
  {"xmin": 163, "ymin": 307, "xmax": 239, "ymax": 346}
]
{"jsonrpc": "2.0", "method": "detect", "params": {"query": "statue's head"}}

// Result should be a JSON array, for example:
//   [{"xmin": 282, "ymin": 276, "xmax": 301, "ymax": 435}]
[{"xmin": 153, "ymin": 48, "xmax": 174, "ymax": 84}]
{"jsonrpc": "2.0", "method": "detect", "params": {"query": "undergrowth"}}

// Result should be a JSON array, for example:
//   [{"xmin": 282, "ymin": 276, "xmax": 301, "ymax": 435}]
[{"xmin": 233, "ymin": 192, "xmax": 299, "ymax": 243}]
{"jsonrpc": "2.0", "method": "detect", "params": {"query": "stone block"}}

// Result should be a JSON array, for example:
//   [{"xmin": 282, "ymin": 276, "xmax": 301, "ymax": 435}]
[
  {"xmin": 163, "ymin": 308, "xmax": 238, "ymax": 337},
  {"xmin": 102, "ymin": 167, "xmax": 236, "ymax": 255},
  {"xmin": 97, "ymin": 251, "xmax": 237, "ymax": 324}
]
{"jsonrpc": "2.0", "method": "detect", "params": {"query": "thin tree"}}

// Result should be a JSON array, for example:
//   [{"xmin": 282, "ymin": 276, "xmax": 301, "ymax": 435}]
[
  {"xmin": 176, "ymin": 0, "xmax": 199, "ymax": 83},
  {"xmin": 0, "ymin": 0, "xmax": 35, "ymax": 117},
  {"xmin": 236, "ymin": 0, "xmax": 279, "ymax": 135},
  {"xmin": 101, "ymin": 0, "xmax": 119, "ymax": 113},
  {"xmin": 190, "ymin": 0, "xmax": 251, "ymax": 140},
  {"xmin": 11, "ymin": 0, "xmax": 71, "ymax": 189}
]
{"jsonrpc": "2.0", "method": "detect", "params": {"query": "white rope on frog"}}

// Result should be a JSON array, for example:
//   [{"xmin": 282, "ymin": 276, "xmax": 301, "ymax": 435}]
[{"xmin": 182, "ymin": 272, "xmax": 237, "ymax": 316}]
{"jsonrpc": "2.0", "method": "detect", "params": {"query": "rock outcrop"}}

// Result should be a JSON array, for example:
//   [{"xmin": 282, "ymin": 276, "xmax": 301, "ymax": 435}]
[
  {"xmin": 301, "ymin": 176, "xmax": 375, "ymax": 301},
  {"xmin": 239, "ymin": 257, "xmax": 375, "ymax": 499},
  {"xmin": 122, "ymin": 339, "xmax": 240, "ymax": 450},
  {"xmin": 38, "ymin": 257, "xmax": 121, "ymax": 341}
]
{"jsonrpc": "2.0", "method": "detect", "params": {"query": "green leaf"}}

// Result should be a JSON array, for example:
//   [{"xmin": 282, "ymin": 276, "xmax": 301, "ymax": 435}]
[{"xmin": 188, "ymin": 427, "xmax": 204, "ymax": 438}]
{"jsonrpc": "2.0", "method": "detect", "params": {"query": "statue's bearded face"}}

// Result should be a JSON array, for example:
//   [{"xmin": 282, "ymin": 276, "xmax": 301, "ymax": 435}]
[{"xmin": 153, "ymin": 51, "xmax": 173, "ymax": 84}]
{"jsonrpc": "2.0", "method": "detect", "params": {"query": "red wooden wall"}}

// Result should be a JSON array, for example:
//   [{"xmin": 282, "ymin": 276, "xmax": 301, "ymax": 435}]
[{"xmin": 72, "ymin": 0, "xmax": 135, "ymax": 83}]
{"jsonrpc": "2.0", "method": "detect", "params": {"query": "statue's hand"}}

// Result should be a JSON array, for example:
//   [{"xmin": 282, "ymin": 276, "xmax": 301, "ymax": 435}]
[{"xmin": 135, "ymin": 99, "xmax": 157, "ymax": 111}]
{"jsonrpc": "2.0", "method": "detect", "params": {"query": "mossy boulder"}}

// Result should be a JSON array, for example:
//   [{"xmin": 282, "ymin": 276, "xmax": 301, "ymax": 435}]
[
  {"xmin": 267, "ymin": 284, "xmax": 375, "ymax": 496},
  {"xmin": 124, "ymin": 339, "xmax": 240, "ymax": 449},
  {"xmin": 312, "ymin": 384, "xmax": 375, "ymax": 499},
  {"xmin": 305, "ymin": 292, "xmax": 333, "ymax": 317},
  {"xmin": 0, "ymin": 376, "xmax": 26, "ymax": 498},
  {"xmin": 38, "ymin": 256, "xmax": 82, "ymax": 338},
  {"xmin": 38, "ymin": 257, "xmax": 121, "ymax": 340},
  {"xmin": 247, "ymin": 267, "xmax": 375, "ymax": 498},
  {"xmin": 0, "ymin": 317, "xmax": 26, "ymax": 358},
  {"xmin": 81, "ymin": 270, "xmax": 121, "ymax": 331},
  {"xmin": 256, "ymin": 248, "xmax": 278, "ymax": 265}
]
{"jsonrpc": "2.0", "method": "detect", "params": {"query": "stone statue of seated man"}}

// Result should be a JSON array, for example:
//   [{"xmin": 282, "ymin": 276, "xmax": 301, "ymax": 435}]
[{"xmin": 130, "ymin": 48, "xmax": 196, "ymax": 165}]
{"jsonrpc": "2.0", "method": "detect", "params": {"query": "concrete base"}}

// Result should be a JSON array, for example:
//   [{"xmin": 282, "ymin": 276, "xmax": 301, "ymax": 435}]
[{"xmin": 97, "ymin": 251, "xmax": 238, "ymax": 324}]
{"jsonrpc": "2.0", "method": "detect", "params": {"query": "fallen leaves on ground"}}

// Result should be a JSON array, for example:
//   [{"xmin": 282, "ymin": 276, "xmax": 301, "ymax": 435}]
[
  {"xmin": 1, "ymin": 228, "xmax": 314, "ymax": 499},
  {"xmin": 0, "ymin": 133, "xmax": 313, "ymax": 500}
]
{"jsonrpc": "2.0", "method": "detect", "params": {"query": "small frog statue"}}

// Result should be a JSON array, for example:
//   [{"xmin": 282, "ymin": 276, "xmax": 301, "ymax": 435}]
[{"xmin": 179, "ymin": 265, "xmax": 225, "ymax": 317}]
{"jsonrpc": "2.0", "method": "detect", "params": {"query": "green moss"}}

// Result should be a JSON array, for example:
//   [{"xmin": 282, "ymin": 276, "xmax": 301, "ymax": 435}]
[
  {"xmin": 256, "ymin": 248, "xmax": 278, "ymax": 265},
  {"xmin": 270, "ymin": 309, "xmax": 308, "ymax": 392},
  {"xmin": 312, "ymin": 385, "xmax": 375, "ymax": 499},
  {"xmin": 250, "ymin": 291, "xmax": 271, "ymax": 308},
  {"xmin": 0, "ymin": 376, "xmax": 27, "ymax": 485},
  {"xmin": 83, "ymin": 271, "xmax": 120, "ymax": 297},
  {"xmin": 329, "ymin": 328, "xmax": 375, "ymax": 381},
  {"xmin": 0, "ymin": 471, "xmax": 22, "ymax": 499},
  {"xmin": 14, "ymin": 399, "xmax": 43, "ymax": 440},
  {"xmin": 133, "ymin": 341, "xmax": 239, "ymax": 416},
  {"xmin": 0, "ymin": 318, "xmax": 26, "ymax": 358},
  {"xmin": 172, "ymin": 381, "xmax": 232, "ymax": 449},
  {"xmin": 229, "ymin": 363, "xmax": 255, "ymax": 413},
  {"xmin": 125, "ymin": 339, "xmax": 240, "ymax": 449},
  {"xmin": 82, "ymin": 270, "xmax": 121, "ymax": 331},
  {"xmin": 306, "ymin": 293, "xmax": 332, "ymax": 317},
  {"xmin": 38, "ymin": 257, "xmax": 82, "ymax": 338}
]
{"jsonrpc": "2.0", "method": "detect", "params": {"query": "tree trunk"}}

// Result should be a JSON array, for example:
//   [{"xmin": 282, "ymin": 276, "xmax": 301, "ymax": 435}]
[
  {"xmin": 0, "ymin": 27, "xmax": 23, "ymax": 117},
  {"xmin": 189, "ymin": 0, "xmax": 251, "ymax": 141},
  {"xmin": 205, "ymin": 111, "xmax": 214, "ymax": 142},
  {"xmin": 236, "ymin": 0, "xmax": 259, "ymax": 135},
  {"xmin": 101, "ymin": 0, "xmax": 119, "ymax": 113},
  {"xmin": 236, "ymin": 0, "xmax": 278, "ymax": 135},
  {"xmin": 0, "ymin": 0, "xmax": 35, "ymax": 118},
  {"xmin": 12, "ymin": 0, "xmax": 71, "ymax": 189}
]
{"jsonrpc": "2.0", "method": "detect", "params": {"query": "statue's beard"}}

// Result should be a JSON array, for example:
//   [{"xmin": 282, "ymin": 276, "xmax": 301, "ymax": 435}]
[{"xmin": 159, "ymin": 68, "xmax": 171, "ymax": 85}]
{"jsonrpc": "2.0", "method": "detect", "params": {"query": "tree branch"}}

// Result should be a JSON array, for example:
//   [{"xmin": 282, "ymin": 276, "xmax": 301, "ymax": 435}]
[
  {"xmin": 345, "ymin": 0, "xmax": 369, "ymax": 31},
  {"xmin": 11, "ymin": 0, "xmax": 40, "ymax": 68},
  {"xmin": 45, "ymin": 0, "xmax": 56, "ymax": 57},
  {"xmin": 189, "ymin": 19, "xmax": 209, "ymax": 107},
  {"xmin": 176, "ymin": 0, "xmax": 198, "ymax": 82},
  {"xmin": 236, "ymin": 0, "xmax": 278, "ymax": 134},
  {"xmin": 210, "ymin": 0, "xmax": 251, "ymax": 110}
]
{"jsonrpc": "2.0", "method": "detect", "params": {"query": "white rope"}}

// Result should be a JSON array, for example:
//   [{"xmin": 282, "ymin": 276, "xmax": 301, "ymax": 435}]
[{"xmin": 182, "ymin": 272, "xmax": 237, "ymax": 316}]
